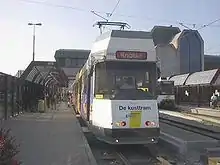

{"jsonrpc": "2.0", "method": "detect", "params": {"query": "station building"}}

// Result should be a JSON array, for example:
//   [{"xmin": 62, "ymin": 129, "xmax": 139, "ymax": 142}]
[{"xmin": 54, "ymin": 49, "xmax": 90, "ymax": 89}]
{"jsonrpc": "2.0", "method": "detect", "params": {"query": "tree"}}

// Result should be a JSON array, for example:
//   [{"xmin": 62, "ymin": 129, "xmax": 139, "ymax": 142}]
[{"xmin": 0, "ymin": 128, "xmax": 21, "ymax": 165}]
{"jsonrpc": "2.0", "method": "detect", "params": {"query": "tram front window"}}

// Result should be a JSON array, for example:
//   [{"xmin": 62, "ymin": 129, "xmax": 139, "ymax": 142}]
[
  {"xmin": 116, "ymin": 76, "xmax": 136, "ymax": 89},
  {"xmin": 95, "ymin": 61, "xmax": 157, "ymax": 99}
]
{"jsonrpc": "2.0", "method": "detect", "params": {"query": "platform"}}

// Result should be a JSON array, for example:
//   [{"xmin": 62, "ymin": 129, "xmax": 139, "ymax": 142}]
[
  {"xmin": 159, "ymin": 122, "xmax": 220, "ymax": 155},
  {"xmin": 191, "ymin": 107, "xmax": 220, "ymax": 118},
  {"xmin": 177, "ymin": 104, "xmax": 220, "ymax": 118},
  {"xmin": 1, "ymin": 102, "xmax": 97, "ymax": 165}
]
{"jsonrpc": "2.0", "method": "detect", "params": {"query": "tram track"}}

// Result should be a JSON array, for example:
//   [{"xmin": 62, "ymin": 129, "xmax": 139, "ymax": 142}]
[
  {"xmin": 159, "ymin": 116, "xmax": 220, "ymax": 165},
  {"xmin": 76, "ymin": 115, "xmax": 176, "ymax": 165},
  {"xmin": 76, "ymin": 110, "xmax": 219, "ymax": 165},
  {"xmin": 85, "ymin": 132, "xmax": 175, "ymax": 165},
  {"xmin": 115, "ymin": 145, "xmax": 177, "ymax": 165},
  {"xmin": 114, "ymin": 144, "xmax": 161, "ymax": 165}
]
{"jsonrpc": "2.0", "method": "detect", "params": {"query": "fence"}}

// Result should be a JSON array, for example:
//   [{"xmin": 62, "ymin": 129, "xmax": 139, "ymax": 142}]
[{"xmin": 0, "ymin": 72, "xmax": 44, "ymax": 120}]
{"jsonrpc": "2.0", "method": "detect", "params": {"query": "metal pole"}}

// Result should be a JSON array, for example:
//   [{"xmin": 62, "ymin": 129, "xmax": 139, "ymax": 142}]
[{"xmin": 33, "ymin": 25, "xmax": 36, "ymax": 61}]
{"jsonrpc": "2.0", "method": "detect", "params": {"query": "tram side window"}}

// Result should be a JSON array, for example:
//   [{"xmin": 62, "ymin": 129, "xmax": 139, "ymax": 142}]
[
  {"xmin": 82, "ymin": 77, "xmax": 87, "ymax": 94},
  {"xmin": 57, "ymin": 58, "xmax": 65, "ymax": 67},
  {"xmin": 95, "ymin": 65, "xmax": 111, "ymax": 94},
  {"xmin": 0, "ymin": 92, "xmax": 4, "ymax": 102}
]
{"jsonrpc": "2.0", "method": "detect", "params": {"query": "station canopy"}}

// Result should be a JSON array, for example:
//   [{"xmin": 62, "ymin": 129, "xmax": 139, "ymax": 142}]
[
  {"xmin": 169, "ymin": 73, "xmax": 190, "ymax": 86},
  {"xmin": 185, "ymin": 69, "xmax": 219, "ymax": 86},
  {"xmin": 20, "ymin": 61, "xmax": 68, "ymax": 87}
]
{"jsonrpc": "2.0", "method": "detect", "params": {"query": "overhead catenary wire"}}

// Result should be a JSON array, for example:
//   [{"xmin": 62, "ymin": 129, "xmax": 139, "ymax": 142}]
[
  {"xmin": 197, "ymin": 18, "xmax": 220, "ymax": 30},
  {"xmin": 197, "ymin": 18, "xmax": 220, "ymax": 53},
  {"xmin": 18, "ymin": 0, "xmax": 213, "ymax": 28},
  {"xmin": 18, "ymin": 0, "xmax": 88, "ymax": 11},
  {"xmin": 104, "ymin": 0, "xmax": 122, "ymax": 31},
  {"xmin": 179, "ymin": 17, "xmax": 220, "ymax": 54},
  {"xmin": 17, "ymin": 0, "xmax": 220, "ymax": 54},
  {"xmin": 107, "ymin": 0, "xmax": 121, "ymax": 18},
  {"xmin": 91, "ymin": 0, "xmax": 122, "ymax": 32}
]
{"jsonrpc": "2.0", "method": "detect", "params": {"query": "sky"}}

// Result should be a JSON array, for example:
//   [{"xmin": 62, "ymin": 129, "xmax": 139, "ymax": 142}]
[{"xmin": 1, "ymin": 0, "xmax": 220, "ymax": 75}]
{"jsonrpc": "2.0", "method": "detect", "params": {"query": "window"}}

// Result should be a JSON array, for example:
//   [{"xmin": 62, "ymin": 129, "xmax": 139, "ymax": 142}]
[
  {"xmin": 145, "ymin": 72, "xmax": 149, "ymax": 83},
  {"xmin": 78, "ymin": 59, "xmax": 86, "ymax": 67},
  {"xmin": 57, "ymin": 58, "xmax": 65, "ymax": 67},
  {"xmin": 115, "ymin": 76, "xmax": 136, "ymax": 89},
  {"xmin": 0, "ymin": 92, "xmax": 4, "ymax": 102},
  {"xmin": 94, "ymin": 61, "xmax": 157, "ymax": 99},
  {"xmin": 70, "ymin": 58, "xmax": 87, "ymax": 67},
  {"xmin": 95, "ymin": 63, "xmax": 109, "ymax": 94},
  {"xmin": 66, "ymin": 58, "xmax": 71, "ymax": 67},
  {"xmin": 71, "ymin": 59, "xmax": 77, "ymax": 67}
]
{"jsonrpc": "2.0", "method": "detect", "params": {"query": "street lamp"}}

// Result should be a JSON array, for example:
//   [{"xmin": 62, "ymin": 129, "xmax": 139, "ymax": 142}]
[{"xmin": 28, "ymin": 22, "xmax": 42, "ymax": 61}]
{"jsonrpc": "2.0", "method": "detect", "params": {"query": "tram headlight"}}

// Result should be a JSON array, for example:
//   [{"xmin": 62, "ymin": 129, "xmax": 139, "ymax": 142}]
[
  {"xmin": 145, "ymin": 121, "xmax": 155, "ymax": 126},
  {"xmin": 120, "ymin": 121, "xmax": 126, "ymax": 126}
]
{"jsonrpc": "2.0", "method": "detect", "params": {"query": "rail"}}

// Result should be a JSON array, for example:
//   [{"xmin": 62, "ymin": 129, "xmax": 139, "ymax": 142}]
[{"xmin": 76, "ymin": 111, "xmax": 176, "ymax": 165}]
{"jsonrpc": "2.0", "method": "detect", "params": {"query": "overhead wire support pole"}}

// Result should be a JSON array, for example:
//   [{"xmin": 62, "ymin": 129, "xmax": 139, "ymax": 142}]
[
  {"xmin": 28, "ymin": 22, "xmax": 42, "ymax": 61},
  {"xmin": 33, "ymin": 25, "xmax": 36, "ymax": 62}
]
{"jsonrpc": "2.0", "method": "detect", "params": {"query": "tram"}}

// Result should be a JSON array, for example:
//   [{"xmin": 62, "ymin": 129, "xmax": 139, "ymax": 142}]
[{"xmin": 72, "ymin": 30, "xmax": 160, "ymax": 144}]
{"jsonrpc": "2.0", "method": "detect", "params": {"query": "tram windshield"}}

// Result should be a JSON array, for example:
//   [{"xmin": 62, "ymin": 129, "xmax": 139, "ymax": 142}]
[{"xmin": 95, "ymin": 61, "xmax": 157, "ymax": 99}]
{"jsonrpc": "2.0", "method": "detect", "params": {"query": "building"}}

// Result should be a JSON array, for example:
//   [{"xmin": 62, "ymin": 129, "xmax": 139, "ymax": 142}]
[
  {"xmin": 152, "ymin": 26, "xmax": 204, "ymax": 78},
  {"xmin": 15, "ymin": 70, "xmax": 24, "ymax": 78},
  {"xmin": 151, "ymin": 25, "xmax": 181, "ymax": 46},
  {"xmin": 54, "ymin": 49, "xmax": 90, "ymax": 88}
]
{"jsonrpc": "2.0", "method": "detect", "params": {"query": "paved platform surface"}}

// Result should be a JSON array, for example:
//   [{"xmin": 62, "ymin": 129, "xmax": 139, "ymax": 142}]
[
  {"xmin": 160, "ymin": 122, "xmax": 219, "ymax": 155},
  {"xmin": 1, "ymin": 102, "xmax": 97, "ymax": 165}
]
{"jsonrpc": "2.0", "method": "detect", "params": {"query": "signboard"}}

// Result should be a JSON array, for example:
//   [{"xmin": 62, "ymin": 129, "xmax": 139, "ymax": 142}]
[
  {"xmin": 118, "ymin": 105, "xmax": 151, "ymax": 111},
  {"xmin": 116, "ymin": 51, "xmax": 147, "ymax": 60}
]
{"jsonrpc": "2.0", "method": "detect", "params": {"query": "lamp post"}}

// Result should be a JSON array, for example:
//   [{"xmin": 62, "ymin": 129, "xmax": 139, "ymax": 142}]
[{"xmin": 28, "ymin": 23, "xmax": 42, "ymax": 61}]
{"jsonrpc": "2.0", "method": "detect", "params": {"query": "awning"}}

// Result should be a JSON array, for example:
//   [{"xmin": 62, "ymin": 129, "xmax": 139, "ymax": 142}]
[
  {"xmin": 169, "ymin": 73, "xmax": 190, "ymax": 86},
  {"xmin": 20, "ymin": 61, "xmax": 68, "ymax": 87},
  {"xmin": 185, "ymin": 69, "xmax": 219, "ymax": 86}
]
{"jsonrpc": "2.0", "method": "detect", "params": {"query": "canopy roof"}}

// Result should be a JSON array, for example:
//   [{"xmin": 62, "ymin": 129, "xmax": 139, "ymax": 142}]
[{"xmin": 20, "ymin": 61, "xmax": 67, "ymax": 87}]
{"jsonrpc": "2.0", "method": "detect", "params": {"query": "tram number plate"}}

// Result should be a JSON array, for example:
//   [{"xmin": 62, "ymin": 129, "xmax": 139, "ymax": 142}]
[{"xmin": 129, "ymin": 111, "xmax": 142, "ymax": 128}]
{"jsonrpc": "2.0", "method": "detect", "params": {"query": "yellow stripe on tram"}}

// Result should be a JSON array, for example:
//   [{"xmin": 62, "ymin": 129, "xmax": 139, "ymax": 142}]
[{"xmin": 138, "ymin": 87, "xmax": 148, "ymax": 92}]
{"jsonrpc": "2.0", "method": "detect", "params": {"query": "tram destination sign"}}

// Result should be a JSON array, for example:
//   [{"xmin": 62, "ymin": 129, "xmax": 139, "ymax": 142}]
[{"xmin": 116, "ymin": 51, "xmax": 147, "ymax": 60}]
